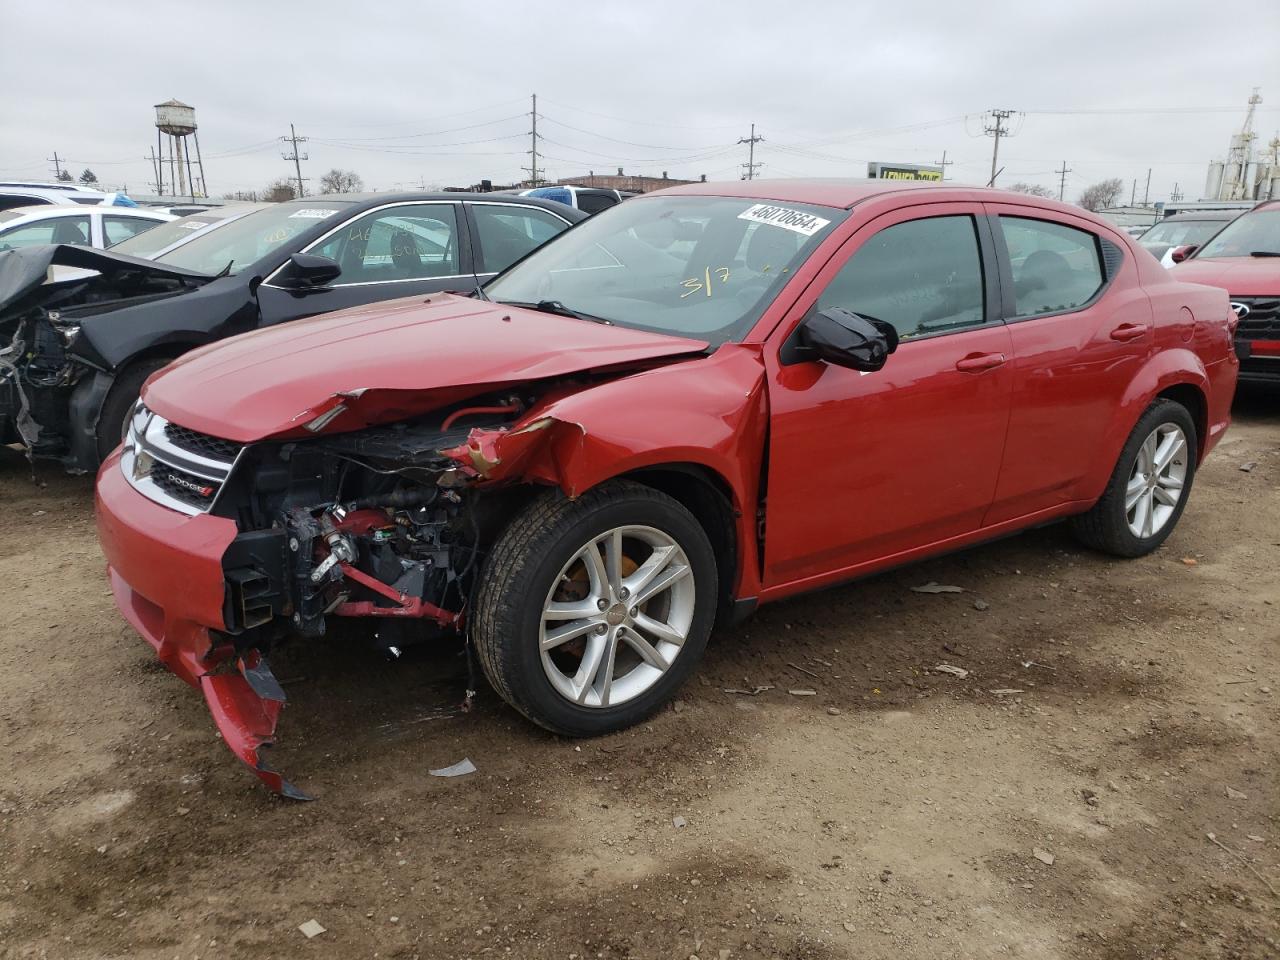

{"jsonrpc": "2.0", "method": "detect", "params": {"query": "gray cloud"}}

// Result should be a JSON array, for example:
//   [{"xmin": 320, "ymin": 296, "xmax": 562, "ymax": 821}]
[{"xmin": 3, "ymin": 0, "xmax": 1277, "ymax": 204}]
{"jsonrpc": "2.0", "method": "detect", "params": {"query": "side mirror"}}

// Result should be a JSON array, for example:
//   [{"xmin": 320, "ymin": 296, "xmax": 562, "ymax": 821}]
[
  {"xmin": 276, "ymin": 253, "xmax": 341, "ymax": 290},
  {"xmin": 793, "ymin": 307, "xmax": 898, "ymax": 372},
  {"xmin": 1170, "ymin": 244, "xmax": 1197, "ymax": 264}
]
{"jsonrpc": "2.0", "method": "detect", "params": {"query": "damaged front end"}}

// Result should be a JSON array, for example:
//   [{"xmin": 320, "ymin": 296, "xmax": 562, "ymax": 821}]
[
  {"xmin": 118, "ymin": 392, "xmax": 549, "ymax": 797},
  {"xmin": 0, "ymin": 245, "xmax": 211, "ymax": 466}
]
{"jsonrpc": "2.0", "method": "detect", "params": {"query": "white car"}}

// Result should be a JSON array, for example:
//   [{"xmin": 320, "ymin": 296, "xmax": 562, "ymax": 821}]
[
  {"xmin": 0, "ymin": 205, "xmax": 174, "ymax": 251},
  {"xmin": 0, "ymin": 183, "xmax": 130, "ymax": 211}
]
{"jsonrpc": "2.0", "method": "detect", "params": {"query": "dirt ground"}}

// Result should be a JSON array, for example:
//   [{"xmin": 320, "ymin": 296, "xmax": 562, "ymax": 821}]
[{"xmin": 1, "ymin": 395, "xmax": 1277, "ymax": 960}]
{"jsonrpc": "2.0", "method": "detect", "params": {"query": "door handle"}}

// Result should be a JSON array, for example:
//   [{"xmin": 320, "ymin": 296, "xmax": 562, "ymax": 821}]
[
  {"xmin": 955, "ymin": 352, "xmax": 1007, "ymax": 372},
  {"xmin": 1110, "ymin": 323, "xmax": 1147, "ymax": 342}
]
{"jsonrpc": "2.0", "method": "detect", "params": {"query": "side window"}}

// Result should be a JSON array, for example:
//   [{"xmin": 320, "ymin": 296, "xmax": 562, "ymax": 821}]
[
  {"xmin": 817, "ymin": 215, "xmax": 986, "ymax": 340},
  {"xmin": 0, "ymin": 216, "xmax": 91, "ymax": 250},
  {"xmin": 104, "ymin": 216, "xmax": 159, "ymax": 246},
  {"xmin": 473, "ymin": 205, "xmax": 570, "ymax": 274},
  {"xmin": 999, "ymin": 217, "xmax": 1104, "ymax": 317},
  {"xmin": 0, "ymin": 195, "xmax": 46, "ymax": 211},
  {"xmin": 311, "ymin": 204, "xmax": 459, "ymax": 285}
]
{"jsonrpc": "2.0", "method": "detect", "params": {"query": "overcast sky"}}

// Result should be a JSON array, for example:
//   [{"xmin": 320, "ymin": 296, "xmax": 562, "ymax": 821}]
[{"xmin": 3, "ymin": 0, "xmax": 1278, "ymax": 205}]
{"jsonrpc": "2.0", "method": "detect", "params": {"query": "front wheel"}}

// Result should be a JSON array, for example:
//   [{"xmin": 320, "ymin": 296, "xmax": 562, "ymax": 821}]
[
  {"xmin": 472, "ymin": 480, "xmax": 718, "ymax": 736},
  {"xmin": 1071, "ymin": 398, "xmax": 1197, "ymax": 557},
  {"xmin": 96, "ymin": 358, "xmax": 173, "ymax": 463}
]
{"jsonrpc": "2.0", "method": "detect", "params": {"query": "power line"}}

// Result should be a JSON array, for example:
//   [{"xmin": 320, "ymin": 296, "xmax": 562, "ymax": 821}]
[
  {"xmin": 280, "ymin": 123, "xmax": 309, "ymax": 198},
  {"xmin": 983, "ymin": 109, "xmax": 1018, "ymax": 187},
  {"xmin": 47, "ymin": 152, "xmax": 64, "ymax": 180},
  {"xmin": 738, "ymin": 123, "xmax": 763, "ymax": 180}
]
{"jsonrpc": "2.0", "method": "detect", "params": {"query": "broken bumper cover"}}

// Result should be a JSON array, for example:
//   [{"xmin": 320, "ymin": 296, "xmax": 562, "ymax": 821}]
[{"xmin": 96, "ymin": 451, "xmax": 310, "ymax": 799}]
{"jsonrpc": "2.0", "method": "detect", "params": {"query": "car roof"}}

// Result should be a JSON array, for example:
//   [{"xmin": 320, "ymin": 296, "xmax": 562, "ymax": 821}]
[
  {"xmin": 650, "ymin": 178, "xmax": 1076, "ymax": 211},
  {"xmin": 283, "ymin": 192, "xmax": 587, "ymax": 219}
]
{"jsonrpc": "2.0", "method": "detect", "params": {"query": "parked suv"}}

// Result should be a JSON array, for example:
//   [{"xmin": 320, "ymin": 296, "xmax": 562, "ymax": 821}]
[
  {"xmin": 0, "ymin": 193, "xmax": 584, "ymax": 471},
  {"xmin": 1170, "ymin": 199, "xmax": 1280, "ymax": 385},
  {"xmin": 95, "ymin": 181, "xmax": 1238, "ymax": 796}
]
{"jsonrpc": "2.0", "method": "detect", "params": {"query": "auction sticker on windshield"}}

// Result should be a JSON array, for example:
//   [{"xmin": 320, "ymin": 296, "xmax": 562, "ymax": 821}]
[
  {"xmin": 288, "ymin": 208, "xmax": 341, "ymax": 220},
  {"xmin": 737, "ymin": 204, "xmax": 830, "ymax": 237}
]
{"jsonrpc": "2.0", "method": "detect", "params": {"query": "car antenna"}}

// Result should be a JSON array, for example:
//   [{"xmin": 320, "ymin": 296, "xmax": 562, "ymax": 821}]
[{"xmin": 471, "ymin": 281, "xmax": 490, "ymax": 301}]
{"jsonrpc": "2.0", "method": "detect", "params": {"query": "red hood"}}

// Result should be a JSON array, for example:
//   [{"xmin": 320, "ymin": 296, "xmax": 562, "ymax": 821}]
[
  {"xmin": 1171, "ymin": 257, "xmax": 1280, "ymax": 297},
  {"xmin": 142, "ymin": 293, "xmax": 708, "ymax": 442}
]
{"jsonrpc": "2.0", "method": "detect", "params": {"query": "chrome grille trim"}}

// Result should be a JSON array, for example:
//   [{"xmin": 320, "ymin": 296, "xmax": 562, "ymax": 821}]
[{"xmin": 120, "ymin": 405, "xmax": 244, "ymax": 516}]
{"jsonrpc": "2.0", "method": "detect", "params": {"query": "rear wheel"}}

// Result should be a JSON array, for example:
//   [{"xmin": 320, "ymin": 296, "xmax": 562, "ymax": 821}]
[
  {"xmin": 1071, "ymin": 399, "xmax": 1197, "ymax": 557},
  {"xmin": 473, "ymin": 480, "xmax": 717, "ymax": 736},
  {"xmin": 96, "ymin": 358, "xmax": 173, "ymax": 463}
]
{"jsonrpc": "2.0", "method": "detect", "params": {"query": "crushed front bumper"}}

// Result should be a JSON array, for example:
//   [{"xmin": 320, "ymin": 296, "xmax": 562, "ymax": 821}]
[{"xmin": 95, "ymin": 451, "xmax": 310, "ymax": 799}]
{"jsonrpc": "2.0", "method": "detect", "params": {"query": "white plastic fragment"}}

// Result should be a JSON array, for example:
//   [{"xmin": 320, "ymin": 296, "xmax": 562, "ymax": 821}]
[
  {"xmin": 429, "ymin": 757, "xmax": 477, "ymax": 778},
  {"xmin": 298, "ymin": 920, "xmax": 326, "ymax": 939},
  {"xmin": 933, "ymin": 664, "xmax": 969, "ymax": 679},
  {"xmin": 1033, "ymin": 847, "xmax": 1055, "ymax": 865},
  {"xmin": 911, "ymin": 582, "xmax": 964, "ymax": 594}
]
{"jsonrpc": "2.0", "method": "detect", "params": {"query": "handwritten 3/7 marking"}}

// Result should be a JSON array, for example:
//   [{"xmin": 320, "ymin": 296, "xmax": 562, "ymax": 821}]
[{"xmin": 680, "ymin": 266, "xmax": 731, "ymax": 298}]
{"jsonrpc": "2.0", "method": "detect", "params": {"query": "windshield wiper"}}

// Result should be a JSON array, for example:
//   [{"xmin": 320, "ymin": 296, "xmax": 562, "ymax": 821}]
[
  {"xmin": 1249, "ymin": 251, "xmax": 1280, "ymax": 257},
  {"xmin": 498, "ymin": 299, "xmax": 611, "ymax": 324}
]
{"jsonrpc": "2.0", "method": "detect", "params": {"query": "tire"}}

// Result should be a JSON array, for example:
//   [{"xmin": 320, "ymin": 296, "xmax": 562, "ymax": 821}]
[
  {"xmin": 473, "ymin": 480, "xmax": 718, "ymax": 736},
  {"xmin": 95, "ymin": 358, "xmax": 173, "ymax": 463},
  {"xmin": 1071, "ymin": 399, "xmax": 1197, "ymax": 557}
]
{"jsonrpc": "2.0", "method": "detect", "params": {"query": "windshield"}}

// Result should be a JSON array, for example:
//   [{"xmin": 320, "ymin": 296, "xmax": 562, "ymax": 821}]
[
  {"xmin": 485, "ymin": 195, "xmax": 844, "ymax": 345},
  {"xmin": 1138, "ymin": 218, "xmax": 1227, "ymax": 252},
  {"xmin": 111, "ymin": 212, "xmax": 229, "ymax": 259},
  {"xmin": 1195, "ymin": 207, "xmax": 1280, "ymax": 259},
  {"xmin": 153, "ymin": 202, "xmax": 350, "ymax": 274}
]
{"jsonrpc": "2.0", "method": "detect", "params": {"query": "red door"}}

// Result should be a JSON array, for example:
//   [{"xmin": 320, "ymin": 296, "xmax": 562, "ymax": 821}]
[
  {"xmin": 980, "ymin": 204, "xmax": 1155, "ymax": 524},
  {"xmin": 761, "ymin": 204, "xmax": 1013, "ymax": 592}
]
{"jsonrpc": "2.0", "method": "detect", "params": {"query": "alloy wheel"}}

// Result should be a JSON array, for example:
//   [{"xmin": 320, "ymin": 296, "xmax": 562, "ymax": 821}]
[
  {"xmin": 1125, "ymin": 423, "xmax": 1188, "ymax": 539},
  {"xmin": 539, "ymin": 525, "xmax": 695, "ymax": 708}
]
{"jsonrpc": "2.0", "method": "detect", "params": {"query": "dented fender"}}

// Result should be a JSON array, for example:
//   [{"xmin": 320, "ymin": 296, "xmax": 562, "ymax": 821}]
[{"xmin": 443, "ymin": 344, "xmax": 771, "ymax": 600}]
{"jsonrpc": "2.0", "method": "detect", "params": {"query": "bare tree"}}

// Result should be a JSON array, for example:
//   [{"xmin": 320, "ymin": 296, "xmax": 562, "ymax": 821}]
[
  {"xmin": 223, "ymin": 190, "xmax": 259, "ymax": 202},
  {"xmin": 261, "ymin": 178, "xmax": 297, "ymax": 203},
  {"xmin": 1007, "ymin": 182, "xmax": 1054, "ymax": 199},
  {"xmin": 1078, "ymin": 178, "xmax": 1124, "ymax": 212},
  {"xmin": 319, "ymin": 169, "xmax": 364, "ymax": 194}
]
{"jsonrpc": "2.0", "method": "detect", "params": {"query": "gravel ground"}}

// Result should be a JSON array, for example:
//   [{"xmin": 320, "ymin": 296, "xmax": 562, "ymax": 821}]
[{"xmin": 1, "ymin": 392, "xmax": 1277, "ymax": 960}]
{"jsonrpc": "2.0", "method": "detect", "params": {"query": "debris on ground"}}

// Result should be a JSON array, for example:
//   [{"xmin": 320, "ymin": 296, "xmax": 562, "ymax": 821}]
[
  {"xmin": 990, "ymin": 688, "xmax": 1024, "ymax": 696},
  {"xmin": 429, "ymin": 758, "xmax": 477, "ymax": 778},
  {"xmin": 788, "ymin": 689, "xmax": 817, "ymax": 696},
  {"xmin": 672, "ymin": 815, "xmax": 688, "ymax": 829},
  {"xmin": 973, "ymin": 599, "xmax": 990, "ymax": 611},
  {"xmin": 787, "ymin": 661, "xmax": 821, "ymax": 679},
  {"xmin": 1181, "ymin": 557, "xmax": 1198, "ymax": 566},
  {"xmin": 933, "ymin": 664, "xmax": 969, "ymax": 679},
  {"xmin": 912, "ymin": 582, "xmax": 965, "ymax": 594},
  {"xmin": 827, "ymin": 707, "xmax": 842, "ymax": 716},
  {"xmin": 1033, "ymin": 847, "xmax": 1055, "ymax": 865},
  {"xmin": 298, "ymin": 920, "xmax": 326, "ymax": 939},
  {"xmin": 843, "ymin": 922, "xmax": 857, "ymax": 933},
  {"xmin": 1240, "ymin": 461, "xmax": 1258, "ymax": 472},
  {"xmin": 723, "ymin": 685, "xmax": 772, "ymax": 696},
  {"xmin": 1081, "ymin": 788, "xmax": 1099, "ymax": 806},
  {"xmin": 1225, "ymin": 786, "xmax": 1248, "ymax": 800}
]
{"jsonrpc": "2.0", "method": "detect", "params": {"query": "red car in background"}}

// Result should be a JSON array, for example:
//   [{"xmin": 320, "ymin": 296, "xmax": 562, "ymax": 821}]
[
  {"xmin": 1169, "ymin": 198, "xmax": 1280, "ymax": 385},
  {"xmin": 95, "ymin": 180, "xmax": 1239, "ymax": 797}
]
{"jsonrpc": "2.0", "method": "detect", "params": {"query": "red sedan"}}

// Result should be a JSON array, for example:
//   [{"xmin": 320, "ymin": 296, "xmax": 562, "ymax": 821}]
[{"xmin": 95, "ymin": 180, "xmax": 1239, "ymax": 796}]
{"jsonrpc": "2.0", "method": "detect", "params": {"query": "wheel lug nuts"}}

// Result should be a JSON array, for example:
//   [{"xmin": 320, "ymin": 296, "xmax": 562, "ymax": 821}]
[
  {"xmin": 597, "ymin": 599, "xmax": 609, "ymax": 610},
  {"xmin": 596, "ymin": 624, "xmax": 608, "ymax": 635},
  {"xmin": 629, "ymin": 607, "xmax": 638, "ymax": 618},
  {"xmin": 618, "ymin": 587, "xmax": 630, "ymax": 600}
]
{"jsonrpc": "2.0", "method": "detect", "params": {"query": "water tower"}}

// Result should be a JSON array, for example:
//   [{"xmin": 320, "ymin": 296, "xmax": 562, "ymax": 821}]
[{"xmin": 154, "ymin": 98, "xmax": 206, "ymax": 199}]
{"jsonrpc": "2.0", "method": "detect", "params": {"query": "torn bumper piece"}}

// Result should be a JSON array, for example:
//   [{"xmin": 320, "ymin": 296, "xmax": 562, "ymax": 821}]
[{"xmin": 97, "ymin": 452, "xmax": 309, "ymax": 799}]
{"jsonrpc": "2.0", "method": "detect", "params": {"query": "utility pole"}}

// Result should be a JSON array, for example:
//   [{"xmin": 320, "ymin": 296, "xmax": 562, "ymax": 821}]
[
  {"xmin": 522, "ymin": 93, "xmax": 542, "ymax": 186},
  {"xmin": 983, "ymin": 109, "xmax": 1017, "ymax": 187},
  {"xmin": 738, "ymin": 123, "xmax": 764, "ymax": 180},
  {"xmin": 1171, "ymin": 182, "xmax": 1183, "ymax": 203},
  {"xmin": 47, "ymin": 151, "xmax": 64, "ymax": 180},
  {"xmin": 146, "ymin": 147, "xmax": 162, "ymax": 194},
  {"xmin": 1130, "ymin": 178, "xmax": 1137, "ymax": 206},
  {"xmin": 1055, "ymin": 160, "xmax": 1071, "ymax": 201},
  {"xmin": 1143, "ymin": 168, "xmax": 1152, "ymax": 206},
  {"xmin": 280, "ymin": 123, "xmax": 309, "ymax": 198},
  {"xmin": 934, "ymin": 150, "xmax": 953, "ymax": 181}
]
